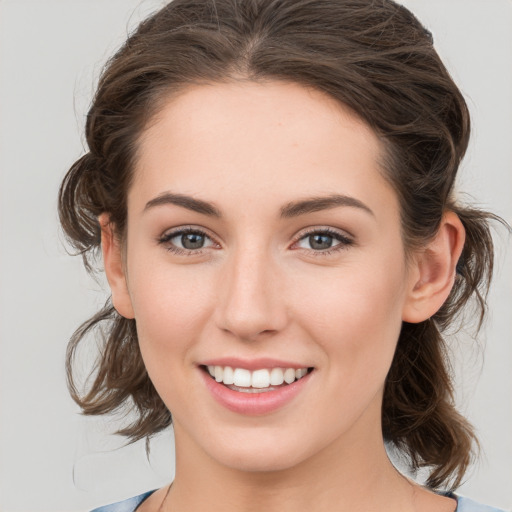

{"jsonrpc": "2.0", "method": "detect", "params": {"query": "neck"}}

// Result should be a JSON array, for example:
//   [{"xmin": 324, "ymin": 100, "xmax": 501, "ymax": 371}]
[{"xmin": 164, "ymin": 417, "xmax": 415, "ymax": 512}]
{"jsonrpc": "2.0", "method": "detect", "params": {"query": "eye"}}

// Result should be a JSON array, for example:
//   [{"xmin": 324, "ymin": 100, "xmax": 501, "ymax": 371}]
[
  {"xmin": 293, "ymin": 228, "xmax": 353, "ymax": 255},
  {"xmin": 158, "ymin": 227, "xmax": 217, "ymax": 255}
]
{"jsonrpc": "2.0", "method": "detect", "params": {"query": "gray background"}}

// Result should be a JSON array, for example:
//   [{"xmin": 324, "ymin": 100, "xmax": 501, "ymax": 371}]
[{"xmin": 0, "ymin": 1, "xmax": 511, "ymax": 510}]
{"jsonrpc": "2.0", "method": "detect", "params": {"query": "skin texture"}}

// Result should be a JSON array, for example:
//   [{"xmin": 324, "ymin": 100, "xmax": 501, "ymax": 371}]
[{"xmin": 100, "ymin": 81, "xmax": 463, "ymax": 512}]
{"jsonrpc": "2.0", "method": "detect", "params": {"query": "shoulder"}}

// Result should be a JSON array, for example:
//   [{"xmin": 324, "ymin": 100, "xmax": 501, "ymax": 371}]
[
  {"xmin": 90, "ymin": 490, "xmax": 156, "ymax": 512},
  {"xmin": 454, "ymin": 494, "xmax": 508, "ymax": 512}
]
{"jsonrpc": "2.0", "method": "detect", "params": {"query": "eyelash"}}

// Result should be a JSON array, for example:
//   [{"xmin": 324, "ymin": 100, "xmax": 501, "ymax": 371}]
[
  {"xmin": 157, "ymin": 226, "xmax": 354, "ymax": 257},
  {"xmin": 157, "ymin": 227, "xmax": 216, "ymax": 256},
  {"xmin": 293, "ymin": 227, "xmax": 354, "ymax": 257}
]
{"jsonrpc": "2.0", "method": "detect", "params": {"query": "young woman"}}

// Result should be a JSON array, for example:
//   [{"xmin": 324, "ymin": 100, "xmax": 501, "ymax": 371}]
[{"xmin": 58, "ymin": 0, "xmax": 508, "ymax": 510}]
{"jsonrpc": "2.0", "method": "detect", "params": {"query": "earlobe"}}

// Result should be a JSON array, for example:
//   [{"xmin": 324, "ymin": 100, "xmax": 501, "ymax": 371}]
[
  {"xmin": 99, "ymin": 213, "xmax": 135, "ymax": 319},
  {"xmin": 402, "ymin": 211, "xmax": 465, "ymax": 323}
]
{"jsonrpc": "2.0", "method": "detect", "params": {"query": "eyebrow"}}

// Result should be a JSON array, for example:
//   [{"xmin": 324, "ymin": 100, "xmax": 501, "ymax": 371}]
[
  {"xmin": 280, "ymin": 194, "xmax": 374, "ymax": 218},
  {"xmin": 144, "ymin": 192, "xmax": 222, "ymax": 217},
  {"xmin": 143, "ymin": 192, "xmax": 374, "ymax": 218}
]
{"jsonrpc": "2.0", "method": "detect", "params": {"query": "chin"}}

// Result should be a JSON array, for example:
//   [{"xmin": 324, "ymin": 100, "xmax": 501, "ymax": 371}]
[
  {"xmin": 201, "ymin": 429, "xmax": 322, "ymax": 474},
  {"xmin": 219, "ymin": 450, "xmax": 308, "ymax": 473}
]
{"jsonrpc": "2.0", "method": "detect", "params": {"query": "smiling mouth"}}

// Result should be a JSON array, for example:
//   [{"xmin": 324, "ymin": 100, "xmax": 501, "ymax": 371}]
[{"xmin": 202, "ymin": 365, "xmax": 314, "ymax": 393}]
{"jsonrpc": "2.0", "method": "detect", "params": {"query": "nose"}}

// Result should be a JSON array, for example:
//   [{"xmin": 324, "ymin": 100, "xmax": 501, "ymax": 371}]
[{"xmin": 214, "ymin": 245, "xmax": 288, "ymax": 341}]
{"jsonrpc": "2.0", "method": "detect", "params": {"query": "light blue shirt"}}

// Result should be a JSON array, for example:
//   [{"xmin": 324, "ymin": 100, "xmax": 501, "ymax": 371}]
[{"xmin": 91, "ymin": 490, "xmax": 508, "ymax": 512}]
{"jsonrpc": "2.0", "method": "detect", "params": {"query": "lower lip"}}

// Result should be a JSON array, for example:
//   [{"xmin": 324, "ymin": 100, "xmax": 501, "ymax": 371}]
[{"xmin": 200, "ymin": 368, "xmax": 313, "ymax": 415}]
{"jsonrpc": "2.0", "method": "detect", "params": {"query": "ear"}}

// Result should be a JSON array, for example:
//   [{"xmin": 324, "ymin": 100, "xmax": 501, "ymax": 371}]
[
  {"xmin": 402, "ymin": 211, "xmax": 465, "ymax": 323},
  {"xmin": 99, "ymin": 213, "xmax": 135, "ymax": 319}
]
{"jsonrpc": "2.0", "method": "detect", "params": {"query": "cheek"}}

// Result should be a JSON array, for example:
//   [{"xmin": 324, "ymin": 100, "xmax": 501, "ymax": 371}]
[
  {"xmin": 292, "ymin": 255, "xmax": 407, "ymax": 380},
  {"xmin": 126, "ymin": 257, "xmax": 216, "ymax": 364}
]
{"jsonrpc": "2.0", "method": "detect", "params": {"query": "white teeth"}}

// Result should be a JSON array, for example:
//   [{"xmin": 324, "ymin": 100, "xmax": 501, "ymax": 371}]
[
  {"xmin": 206, "ymin": 365, "xmax": 310, "ymax": 388},
  {"xmin": 284, "ymin": 368, "xmax": 296, "ymax": 384},
  {"xmin": 223, "ymin": 366, "xmax": 234, "ymax": 385},
  {"xmin": 233, "ymin": 368, "xmax": 251, "ymax": 387},
  {"xmin": 251, "ymin": 369, "xmax": 270, "ymax": 388},
  {"xmin": 295, "ymin": 368, "xmax": 307, "ymax": 379},
  {"xmin": 270, "ymin": 367, "xmax": 284, "ymax": 385}
]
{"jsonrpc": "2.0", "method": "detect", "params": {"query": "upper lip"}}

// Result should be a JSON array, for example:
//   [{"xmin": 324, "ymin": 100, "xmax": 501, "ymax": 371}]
[{"xmin": 199, "ymin": 357, "xmax": 312, "ymax": 371}]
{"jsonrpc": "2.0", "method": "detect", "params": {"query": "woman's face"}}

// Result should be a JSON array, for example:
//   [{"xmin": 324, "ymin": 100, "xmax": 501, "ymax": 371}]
[{"xmin": 116, "ymin": 81, "xmax": 418, "ymax": 472}]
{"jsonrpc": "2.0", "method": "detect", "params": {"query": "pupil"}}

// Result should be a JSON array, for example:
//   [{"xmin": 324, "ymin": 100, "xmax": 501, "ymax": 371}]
[
  {"xmin": 309, "ymin": 234, "xmax": 332, "ymax": 250},
  {"xmin": 182, "ymin": 233, "xmax": 204, "ymax": 249}
]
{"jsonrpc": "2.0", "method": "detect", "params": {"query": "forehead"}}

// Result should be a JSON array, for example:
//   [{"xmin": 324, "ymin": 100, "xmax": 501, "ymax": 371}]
[{"xmin": 131, "ymin": 80, "xmax": 396, "ymax": 219}]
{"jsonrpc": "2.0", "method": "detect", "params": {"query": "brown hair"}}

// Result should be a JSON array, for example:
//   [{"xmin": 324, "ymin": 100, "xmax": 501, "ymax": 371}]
[{"xmin": 59, "ymin": 0, "xmax": 500, "ymax": 489}]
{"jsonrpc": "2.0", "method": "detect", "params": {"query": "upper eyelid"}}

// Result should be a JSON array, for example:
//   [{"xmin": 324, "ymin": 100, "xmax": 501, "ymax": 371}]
[
  {"xmin": 292, "ymin": 226, "xmax": 353, "ymax": 242},
  {"xmin": 158, "ymin": 225, "xmax": 353, "ymax": 251},
  {"xmin": 159, "ymin": 225, "xmax": 216, "ymax": 240},
  {"xmin": 158, "ymin": 227, "xmax": 218, "ymax": 255}
]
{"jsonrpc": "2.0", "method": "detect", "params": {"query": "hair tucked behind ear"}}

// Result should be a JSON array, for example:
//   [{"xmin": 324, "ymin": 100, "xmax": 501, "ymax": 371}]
[
  {"xmin": 59, "ymin": 0, "xmax": 506, "ymax": 488},
  {"xmin": 59, "ymin": 128, "xmax": 172, "ymax": 441},
  {"xmin": 382, "ymin": 205, "xmax": 501, "ymax": 489}
]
